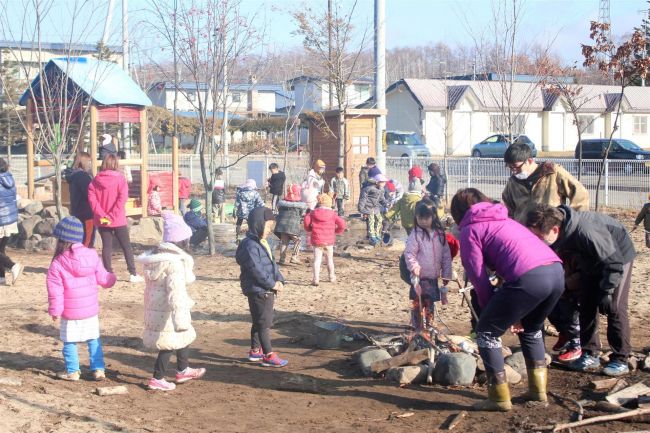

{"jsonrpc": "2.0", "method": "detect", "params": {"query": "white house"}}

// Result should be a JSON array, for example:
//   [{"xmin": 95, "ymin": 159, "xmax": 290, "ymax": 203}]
[
  {"xmin": 288, "ymin": 75, "xmax": 373, "ymax": 112},
  {"xmin": 385, "ymin": 78, "xmax": 650, "ymax": 155},
  {"xmin": 147, "ymin": 78, "xmax": 293, "ymax": 117}
]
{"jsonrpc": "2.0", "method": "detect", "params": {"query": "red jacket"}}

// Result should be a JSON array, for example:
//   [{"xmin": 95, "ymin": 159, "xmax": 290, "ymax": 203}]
[
  {"xmin": 179, "ymin": 177, "xmax": 191, "ymax": 199},
  {"xmin": 304, "ymin": 207, "xmax": 345, "ymax": 246},
  {"xmin": 88, "ymin": 170, "xmax": 129, "ymax": 227}
]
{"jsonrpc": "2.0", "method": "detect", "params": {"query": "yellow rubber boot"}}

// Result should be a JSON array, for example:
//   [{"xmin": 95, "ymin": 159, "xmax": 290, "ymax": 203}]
[
  {"xmin": 472, "ymin": 371, "xmax": 512, "ymax": 412},
  {"xmin": 524, "ymin": 359, "xmax": 548, "ymax": 402}
]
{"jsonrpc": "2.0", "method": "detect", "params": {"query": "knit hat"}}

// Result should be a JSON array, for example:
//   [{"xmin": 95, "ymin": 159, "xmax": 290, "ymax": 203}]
[
  {"xmin": 101, "ymin": 133, "xmax": 112, "ymax": 145},
  {"xmin": 317, "ymin": 193, "xmax": 333, "ymax": 208},
  {"xmin": 240, "ymin": 179, "xmax": 257, "ymax": 189},
  {"xmin": 285, "ymin": 184, "xmax": 302, "ymax": 202},
  {"xmin": 315, "ymin": 159, "xmax": 326, "ymax": 168},
  {"xmin": 386, "ymin": 180, "xmax": 396, "ymax": 192},
  {"xmin": 408, "ymin": 165, "xmax": 423, "ymax": 181},
  {"xmin": 162, "ymin": 211, "xmax": 192, "ymax": 243},
  {"xmin": 189, "ymin": 199, "xmax": 203, "ymax": 212},
  {"xmin": 373, "ymin": 173, "xmax": 389, "ymax": 183},
  {"xmin": 53, "ymin": 217, "xmax": 85, "ymax": 244}
]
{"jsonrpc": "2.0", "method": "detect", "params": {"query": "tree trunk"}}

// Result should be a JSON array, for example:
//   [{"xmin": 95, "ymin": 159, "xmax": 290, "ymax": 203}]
[
  {"xmin": 338, "ymin": 111, "xmax": 345, "ymax": 168},
  {"xmin": 198, "ymin": 128, "xmax": 216, "ymax": 256},
  {"xmin": 54, "ymin": 158, "xmax": 64, "ymax": 220},
  {"xmin": 577, "ymin": 129, "xmax": 583, "ymax": 181}
]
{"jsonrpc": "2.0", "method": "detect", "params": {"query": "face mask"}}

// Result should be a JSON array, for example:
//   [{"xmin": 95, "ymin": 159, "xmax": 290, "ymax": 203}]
[{"xmin": 514, "ymin": 171, "xmax": 529, "ymax": 180}]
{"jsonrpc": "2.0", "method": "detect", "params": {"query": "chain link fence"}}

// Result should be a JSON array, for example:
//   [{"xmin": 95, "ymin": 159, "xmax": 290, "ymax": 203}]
[{"xmin": 8, "ymin": 154, "xmax": 650, "ymax": 209}]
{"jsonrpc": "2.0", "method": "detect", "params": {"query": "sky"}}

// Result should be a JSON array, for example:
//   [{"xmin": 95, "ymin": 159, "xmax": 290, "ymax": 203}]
[{"xmin": 1, "ymin": 0, "xmax": 647, "ymax": 66}]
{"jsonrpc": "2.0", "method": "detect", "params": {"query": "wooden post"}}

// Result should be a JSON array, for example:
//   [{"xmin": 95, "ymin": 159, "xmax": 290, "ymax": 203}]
[
  {"xmin": 90, "ymin": 105, "xmax": 98, "ymax": 176},
  {"xmin": 172, "ymin": 135, "xmax": 179, "ymax": 213},
  {"xmin": 26, "ymin": 99, "xmax": 34, "ymax": 199},
  {"xmin": 140, "ymin": 108, "xmax": 148, "ymax": 217}
]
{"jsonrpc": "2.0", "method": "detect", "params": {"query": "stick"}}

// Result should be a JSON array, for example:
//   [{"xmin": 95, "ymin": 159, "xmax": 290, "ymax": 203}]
[
  {"xmin": 551, "ymin": 408, "xmax": 650, "ymax": 432},
  {"xmin": 96, "ymin": 385, "xmax": 128, "ymax": 396},
  {"xmin": 548, "ymin": 391, "xmax": 584, "ymax": 421},
  {"xmin": 370, "ymin": 349, "xmax": 430, "ymax": 374},
  {"xmin": 590, "ymin": 377, "xmax": 620, "ymax": 391},
  {"xmin": 445, "ymin": 411, "xmax": 468, "ymax": 430},
  {"xmin": 426, "ymin": 348, "xmax": 435, "ymax": 384}
]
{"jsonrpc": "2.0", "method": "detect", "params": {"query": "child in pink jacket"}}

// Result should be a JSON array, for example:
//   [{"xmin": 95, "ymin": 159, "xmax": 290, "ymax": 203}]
[
  {"xmin": 47, "ymin": 217, "xmax": 116, "ymax": 381},
  {"xmin": 404, "ymin": 201, "xmax": 452, "ymax": 329}
]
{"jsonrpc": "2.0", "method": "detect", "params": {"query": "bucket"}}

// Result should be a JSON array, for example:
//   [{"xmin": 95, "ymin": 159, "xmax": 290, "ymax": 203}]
[{"xmin": 314, "ymin": 321, "xmax": 347, "ymax": 349}]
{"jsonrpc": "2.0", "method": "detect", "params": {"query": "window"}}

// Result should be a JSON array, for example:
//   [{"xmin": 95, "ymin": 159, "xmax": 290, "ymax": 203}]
[
  {"xmin": 353, "ymin": 84, "xmax": 370, "ymax": 101},
  {"xmin": 186, "ymin": 91, "xmax": 196, "ymax": 102},
  {"xmin": 490, "ymin": 114, "xmax": 525, "ymax": 134},
  {"xmin": 352, "ymin": 136, "xmax": 369, "ymax": 154},
  {"xmin": 577, "ymin": 115, "xmax": 594, "ymax": 134},
  {"xmin": 232, "ymin": 92, "xmax": 241, "ymax": 103},
  {"xmin": 634, "ymin": 116, "xmax": 648, "ymax": 135}
]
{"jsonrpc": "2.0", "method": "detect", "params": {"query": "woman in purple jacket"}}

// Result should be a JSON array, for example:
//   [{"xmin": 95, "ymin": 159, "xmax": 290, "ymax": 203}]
[{"xmin": 450, "ymin": 188, "xmax": 563, "ymax": 412}]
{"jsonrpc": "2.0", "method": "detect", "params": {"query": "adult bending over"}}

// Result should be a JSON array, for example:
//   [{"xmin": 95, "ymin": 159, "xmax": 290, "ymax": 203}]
[
  {"xmin": 0, "ymin": 159, "xmax": 23, "ymax": 285},
  {"xmin": 88, "ymin": 154, "xmax": 143, "ymax": 283},
  {"xmin": 450, "ymin": 188, "xmax": 563, "ymax": 412}
]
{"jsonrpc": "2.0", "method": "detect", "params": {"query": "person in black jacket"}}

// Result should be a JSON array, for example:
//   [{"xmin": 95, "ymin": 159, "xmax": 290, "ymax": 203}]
[
  {"xmin": 67, "ymin": 152, "xmax": 95, "ymax": 247},
  {"xmin": 632, "ymin": 195, "xmax": 650, "ymax": 248},
  {"xmin": 426, "ymin": 163, "xmax": 446, "ymax": 207},
  {"xmin": 98, "ymin": 134, "xmax": 117, "ymax": 160},
  {"xmin": 527, "ymin": 204, "xmax": 636, "ymax": 377},
  {"xmin": 267, "ymin": 163, "xmax": 286, "ymax": 214},
  {"xmin": 235, "ymin": 207, "xmax": 288, "ymax": 368}
]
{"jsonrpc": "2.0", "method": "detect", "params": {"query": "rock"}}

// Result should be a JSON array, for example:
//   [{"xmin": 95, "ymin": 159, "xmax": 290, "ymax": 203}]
[
  {"xmin": 0, "ymin": 377, "xmax": 22, "ymax": 386},
  {"xmin": 30, "ymin": 234, "xmax": 42, "ymax": 242},
  {"xmin": 96, "ymin": 385, "xmax": 129, "ymax": 396},
  {"xmin": 505, "ymin": 351, "xmax": 526, "ymax": 376},
  {"xmin": 628, "ymin": 357, "xmax": 638, "ymax": 372},
  {"xmin": 37, "ymin": 237, "xmax": 57, "ymax": 252},
  {"xmin": 385, "ymin": 365, "xmax": 427, "ymax": 385},
  {"xmin": 17, "ymin": 198, "xmax": 33, "ymax": 210},
  {"xmin": 17, "ymin": 238, "xmax": 39, "ymax": 251},
  {"xmin": 643, "ymin": 355, "xmax": 650, "ymax": 372},
  {"xmin": 23, "ymin": 201, "xmax": 43, "ymax": 216},
  {"xmin": 129, "ymin": 217, "xmax": 163, "ymax": 243},
  {"xmin": 600, "ymin": 351, "xmax": 612, "ymax": 364},
  {"xmin": 18, "ymin": 215, "xmax": 42, "ymax": 240},
  {"xmin": 34, "ymin": 218, "xmax": 57, "ymax": 236},
  {"xmin": 356, "ymin": 347, "xmax": 392, "ymax": 377},
  {"xmin": 476, "ymin": 357, "xmax": 485, "ymax": 372},
  {"xmin": 40, "ymin": 205, "xmax": 68, "ymax": 219},
  {"xmin": 433, "ymin": 353, "xmax": 477, "ymax": 386},
  {"xmin": 504, "ymin": 364, "xmax": 522, "ymax": 384}
]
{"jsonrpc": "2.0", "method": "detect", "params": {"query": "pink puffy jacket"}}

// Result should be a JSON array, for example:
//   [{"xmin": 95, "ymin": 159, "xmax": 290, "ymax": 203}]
[
  {"xmin": 88, "ymin": 169, "xmax": 129, "ymax": 227},
  {"xmin": 303, "ymin": 207, "xmax": 345, "ymax": 246},
  {"xmin": 47, "ymin": 244, "xmax": 117, "ymax": 320}
]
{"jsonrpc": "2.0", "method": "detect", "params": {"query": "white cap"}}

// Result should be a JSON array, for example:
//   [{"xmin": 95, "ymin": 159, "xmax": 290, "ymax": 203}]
[{"xmin": 101, "ymin": 134, "xmax": 112, "ymax": 145}]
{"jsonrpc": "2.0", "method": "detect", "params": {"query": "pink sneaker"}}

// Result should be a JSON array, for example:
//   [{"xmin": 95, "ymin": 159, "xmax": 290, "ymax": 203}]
[
  {"xmin": 175, "ymin": 367, "xmax": 206, "ymax": 384},
  {"xmin": 558, "ymin": 347, "xmax": 582, "ymax": 363},
  {"xmin": 261, "ymin": 352, "xmax": 288, "ymax": 368},
  {"xmin": 248, "ymin": 348, "xmax": 263, "ymax": 362},
  {"xmin": 148, "ymin": 377, "xmax": 176, "ymax": 391}
]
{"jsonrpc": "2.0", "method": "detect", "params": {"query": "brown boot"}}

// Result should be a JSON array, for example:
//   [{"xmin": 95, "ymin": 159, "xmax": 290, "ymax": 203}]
[
  {"xmin": 523, "ymin": 359, "xmax": 548, "ymax": 402},
  {"xmin": 472, "ymin": 371, "xmax": 512, "ymax": 412}
]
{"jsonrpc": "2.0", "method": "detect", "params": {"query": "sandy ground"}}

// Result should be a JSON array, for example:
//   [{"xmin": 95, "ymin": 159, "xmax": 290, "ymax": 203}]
[{"xmin": 0, "ymin": 213, "xmax": 649, "ymax": 433}]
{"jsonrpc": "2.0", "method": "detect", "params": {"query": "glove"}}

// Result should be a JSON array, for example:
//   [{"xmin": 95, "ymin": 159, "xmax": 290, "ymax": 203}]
[
  {"xmin": 598, "ymin": 293, "xmax": 614, "ymax": 315},
  {"xmin": 100, "ymin": 217, "xmax": 111, "ymax": 226}
]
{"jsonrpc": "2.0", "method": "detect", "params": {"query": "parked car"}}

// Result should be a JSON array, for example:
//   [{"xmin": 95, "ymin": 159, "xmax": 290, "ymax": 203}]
[
  {"xmin": 386, "ymin": 131, "xmax": 431, "ymax": 158},
  {"xmin": 575, "ymin": 138, "xmax": 650, "ymax": 174},
  {"xmin": 471, "ymin": 134, "xmax": 537, "ymax": 158}
]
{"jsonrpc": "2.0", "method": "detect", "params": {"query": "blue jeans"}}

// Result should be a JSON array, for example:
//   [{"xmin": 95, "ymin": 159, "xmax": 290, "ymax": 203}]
[{"xmin": 63, "ymin": 338, "xmax": 105, "ymax": 373}]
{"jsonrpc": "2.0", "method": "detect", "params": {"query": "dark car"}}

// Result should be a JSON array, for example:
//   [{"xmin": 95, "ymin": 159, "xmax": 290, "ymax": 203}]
[
  {"xmin": 575, "ymin": 138, "xmax": 650, "ymax": 174},
  {"xmin": 471, "ymin": 134, "xmax": 537, "ymax": 158}
]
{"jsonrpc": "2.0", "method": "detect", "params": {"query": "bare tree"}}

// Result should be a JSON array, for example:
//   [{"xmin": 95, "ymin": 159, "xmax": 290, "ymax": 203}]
[
  {"xmin": 148, "ymin": 0, "xmax": 266, "ymax": 255},
  {"xmin": 582, "ymin": 22, "xmax": 650, "ymax": 210},
  {"xmin": 0, "ymin": 0, "xmax": 111, "ymax": 218},
  {"xmin": 291, "ymin": 0, "xmax": 371, "ymax": 167}
]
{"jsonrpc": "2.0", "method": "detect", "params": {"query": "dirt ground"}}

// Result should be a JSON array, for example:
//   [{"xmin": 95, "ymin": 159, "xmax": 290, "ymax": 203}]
[{"xmin": 1, "ymin": 212, "xmax": 649, "ymax": 433}]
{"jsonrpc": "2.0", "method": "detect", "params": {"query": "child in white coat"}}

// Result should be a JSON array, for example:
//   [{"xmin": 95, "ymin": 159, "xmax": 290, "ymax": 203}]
[{"xmin": 138, "ymin": 211, "xmax": 206, "ymax": 391}]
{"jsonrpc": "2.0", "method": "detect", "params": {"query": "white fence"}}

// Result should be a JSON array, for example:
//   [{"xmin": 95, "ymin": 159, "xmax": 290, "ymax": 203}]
[{"xmin": 8, "ymin": 154, "xmax": 650, "ymax": 209}]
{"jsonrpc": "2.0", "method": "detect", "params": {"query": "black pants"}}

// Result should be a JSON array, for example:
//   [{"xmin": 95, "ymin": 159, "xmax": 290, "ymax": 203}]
[
  {"xmin": 335, "ymin": 198, "xmax": 345, "ymax": 216},
  {"xmin": 580, "ymin": 261, "xmax": 632, "ymax": 362},
  {"xmin": 247, "ymin": 292, "xmax": 275, "ymax": 354},
  {"xmin": 0, "ymin": 236, "xmax": 15, "ymax": 278},
  {"xmin": 271, "ymin": 195, "xmax": 281, "ymax": 213},
  {"xmin": 190, "ymin": 227, "xmax": 208, "ymax": 246},
  {"xmin": 153, "ymin": 347, "xmax": 189, "ymax": 380},
  {"xmin": 476, "ymin": 263, "xmax": 564, "ymax": 375},
  {"xmin": 547, "ymin": 296, "xmax": 581, "ymax": 347},
  {"xmin": 98, "ymin": 226, "xmax": 136, "ymax": 275}
]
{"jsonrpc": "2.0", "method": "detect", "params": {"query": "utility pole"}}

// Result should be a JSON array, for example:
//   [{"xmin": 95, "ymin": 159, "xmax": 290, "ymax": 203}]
[
  {"xmin": 102, "ymin": 0, "xmax": 115, "ymax": 44},
  {"xmin": 374, "ymin": 0, "xmax": 386, "ymax": 173},
  {"xmin": 328, "ymin": 0, "xmax": 333, "ymax": 110},
  {"xmin": 122, "ymin": 0, "xmax": 131, "ymax": 155}
]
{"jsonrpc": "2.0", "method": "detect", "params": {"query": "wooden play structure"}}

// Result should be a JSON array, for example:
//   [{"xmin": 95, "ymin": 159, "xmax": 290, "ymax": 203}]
[
  {"xmin": 303, "ymin": 108, "xmax": 387, "ymax": 205},
  {"xmin": 20, "ymin": 57, "xmax": 180, "ymax": 216}
]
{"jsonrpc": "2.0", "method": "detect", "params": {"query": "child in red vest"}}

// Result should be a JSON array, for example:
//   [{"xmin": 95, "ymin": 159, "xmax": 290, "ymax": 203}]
[{"xmin": 303, "ymin": 194, "xmax": 345, "ymax": 286}]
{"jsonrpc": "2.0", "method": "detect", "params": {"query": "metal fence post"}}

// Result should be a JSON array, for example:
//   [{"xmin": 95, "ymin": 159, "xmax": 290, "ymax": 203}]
[
  {"xmin": 604, "ymin": 159, "xmax": 609, "ymax": 207},
  {"xmin": 467, "ymin": 158, "xmax": 471, "ymax": 188},
  {"xmin": 189, "ymin": 155, "xmax": 194, "ymax": 183}
]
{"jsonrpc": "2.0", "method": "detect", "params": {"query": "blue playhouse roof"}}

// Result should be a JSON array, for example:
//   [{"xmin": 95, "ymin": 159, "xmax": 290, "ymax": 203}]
[{"xmin": 19, "ymin": 57, "xmax": 151, "ymax": 107}]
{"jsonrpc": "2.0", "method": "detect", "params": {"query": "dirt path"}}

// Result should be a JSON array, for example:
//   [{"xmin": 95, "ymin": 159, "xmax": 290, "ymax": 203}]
[{"xmin": 0, "ymin": 214, "xmax": 649, "ymax": 433}]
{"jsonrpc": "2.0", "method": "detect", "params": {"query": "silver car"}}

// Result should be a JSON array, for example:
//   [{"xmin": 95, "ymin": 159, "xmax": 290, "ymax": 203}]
[{"xmin": 386, "ymin": 131, "xmax": 431, "ymax": 158}]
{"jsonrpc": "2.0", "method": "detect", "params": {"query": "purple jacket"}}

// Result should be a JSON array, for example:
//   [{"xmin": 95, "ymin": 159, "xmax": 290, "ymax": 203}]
[
  {"xmin": 47, "ymin": 244, "xmax": 116, "ymax": 320},
  {"xmin": 458, "ymin": 202, "xmax": 561, "ymax": 308}
]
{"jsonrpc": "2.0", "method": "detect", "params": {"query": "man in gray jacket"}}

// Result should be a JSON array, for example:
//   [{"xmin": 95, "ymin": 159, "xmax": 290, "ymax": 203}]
[{"xmin": 526, "ymin": 204, "xmax": 635, "ymax": 377}]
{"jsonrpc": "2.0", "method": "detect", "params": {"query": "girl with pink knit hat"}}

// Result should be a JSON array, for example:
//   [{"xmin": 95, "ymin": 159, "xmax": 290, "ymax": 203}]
[
  {"xmin": 137, "ymin": 212, "xmax": 206, "ymax": 391},
  {"xmin": 274, "ymin": 184, "xmax": 307, "ymax": 264}
]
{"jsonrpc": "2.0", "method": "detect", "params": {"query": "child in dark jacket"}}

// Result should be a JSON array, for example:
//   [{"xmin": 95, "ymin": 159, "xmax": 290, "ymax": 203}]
[
  {"xmin": 304, "ymin": 193, "xmax": 346, "ymax": 286},
  {"xmin": 236, "ymin": 207, "xmax": 287, "ymax": 367},
  {"xmin": 632, "ymin": 194, "xmax": 650, "ymax": 248},
  {"xmin": 67, "ymin": 152, "xmax": 95, "ymax": 247},
  {"xmin": 212, "ymin": 169, "xmax": 226, "ymax": 223},
  {"xmin": 267, "ymin": 163, "xmax": 286, "ymax": 214},
  {"xmin": 183, "ymin": 199, "xmax": 208, "ymax": 248},
  {"xmin": 275, "ymin": 184, "xmax": 307, "ymax": 265},
  {"xmin": 358, "ymin": 174, "xmax": 388, "ymax": 246}
]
